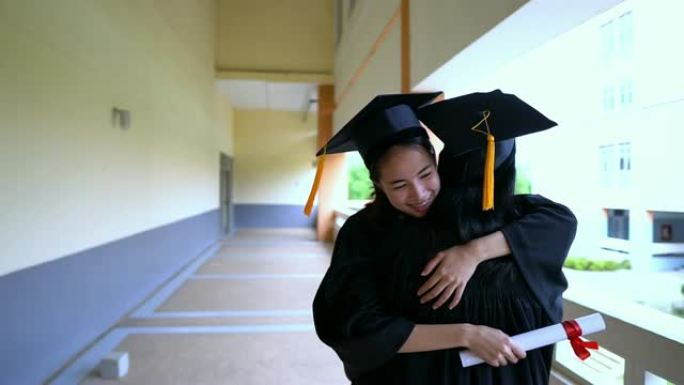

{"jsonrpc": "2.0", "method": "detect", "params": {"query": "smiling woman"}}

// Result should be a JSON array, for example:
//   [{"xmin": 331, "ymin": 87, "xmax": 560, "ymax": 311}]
[
  {"xmin": 371, "ymin": 139, "xmax": 440, "ymax": 218},
  {"xmin": 311, "ymin": 91, "xmax": 578, "ymax": 385}
]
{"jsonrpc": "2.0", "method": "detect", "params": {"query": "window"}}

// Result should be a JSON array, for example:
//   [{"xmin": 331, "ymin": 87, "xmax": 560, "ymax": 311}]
[
  {"xmin": 601, "ymin": 11, "xmax": 634, "ymax": 111},
  {"xmin": 600, "ymin": 20, "xmax": 615, "ymax": 65},
  {"xmin": 652, "ymin": 212, "xmax": 684, "ymax": 243},
  {"xmin": 617, "ymin": 11, "xmax": 633, "ymax": 59},
  {"xmin": 602, "ymin": 86, "xmax": 615, "ymax": 111},
  {"xmin": 618, "ymin": 142, "xmax": 631, "ymax": 171},
  {"xmin": 607, "ymin": 209, "xmax": 630, "ymax": 240},
  {"xmin": 599, "ymin": 142, "xmax": 631, "ymax": 187}
]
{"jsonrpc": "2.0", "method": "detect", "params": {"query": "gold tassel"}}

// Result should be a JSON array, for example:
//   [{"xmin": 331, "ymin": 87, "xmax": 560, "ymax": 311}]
[
  {"xmin": 304, "ymin": 151, "xmax": 327, "ymax": 217},
  {"xmin": 482, "ymin": 134, "xmax": 495, "ymax": 211}
]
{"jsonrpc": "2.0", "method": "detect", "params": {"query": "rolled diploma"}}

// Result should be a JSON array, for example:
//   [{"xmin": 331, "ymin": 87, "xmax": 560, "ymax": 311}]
[{"xmin": 459, "ymin": 313, "xmax": 606, "ymax": 368}]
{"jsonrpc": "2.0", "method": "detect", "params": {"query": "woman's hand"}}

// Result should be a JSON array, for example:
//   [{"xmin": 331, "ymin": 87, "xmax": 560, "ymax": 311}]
[
  {"xmin": 417, "ymin": 243, "xmax": 480, "ymax": 309},
  {"xmin": 462, "ymin": 324, "xmax": 526, "ymax": 367}
]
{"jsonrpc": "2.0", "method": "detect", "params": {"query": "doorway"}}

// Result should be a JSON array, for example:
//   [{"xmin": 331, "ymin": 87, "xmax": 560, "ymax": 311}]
[{"xmin": 219, "ymin": 153, "xmax": 234, "ymax": 236}]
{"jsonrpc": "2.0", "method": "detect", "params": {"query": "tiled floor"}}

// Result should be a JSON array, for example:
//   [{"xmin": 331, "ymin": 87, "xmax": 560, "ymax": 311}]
[{"xmin": 51, "ymin": 228, "xmax": 347, "ymax": 385}]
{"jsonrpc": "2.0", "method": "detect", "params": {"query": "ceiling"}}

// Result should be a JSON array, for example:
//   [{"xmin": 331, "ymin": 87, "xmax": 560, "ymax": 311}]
[
  {"xmin": 216, "ymin": 80, "xmax": 318, "ymax": 112},
  {"xmin": 416, "ymin": 0, "xmax": 626, "ymax": 97}
]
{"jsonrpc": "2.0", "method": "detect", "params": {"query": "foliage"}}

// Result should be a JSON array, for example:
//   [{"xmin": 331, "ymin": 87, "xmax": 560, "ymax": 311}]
[
  {"xmin": 348, "ymin": 160, "xmax": 374, "ymax": 200},
  {"xmin": 563, "ymin": 257, "xmax": 631, "ymax": 271},
  {"xmin": 514, "ymin": 168, "xmax": 533, "ymax": 194},
  {"xmin": 674, "ymin": 307, "xmax": 684, "ymax": 318}
]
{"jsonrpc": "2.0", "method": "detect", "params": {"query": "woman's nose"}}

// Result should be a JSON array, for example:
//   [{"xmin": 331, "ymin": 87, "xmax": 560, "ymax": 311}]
[{"xmin": 409, "ymin": 183, "xmax": 427, "ymax": 200}]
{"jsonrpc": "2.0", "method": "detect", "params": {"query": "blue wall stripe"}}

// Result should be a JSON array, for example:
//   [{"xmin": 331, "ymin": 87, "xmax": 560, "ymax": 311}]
[
  {"xmin": 0, "ymin": 209, "xmax": 222, "ymax": 385},
  {"xmin": 49, "ymin": 329, "xmax": 129, "ymax": 385},
  {"xmin": 130, "ymin": 244, "xmax": 218, "ymax": 318},
  {"xmin": 234, "ymin": 204, "xmax": 316, "ymax": 228}
]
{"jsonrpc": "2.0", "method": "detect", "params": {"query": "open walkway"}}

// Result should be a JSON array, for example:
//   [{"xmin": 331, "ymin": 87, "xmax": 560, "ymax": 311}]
[{"xmin": 51, "ymin": 228, "xmax": 347, "ymax": 385}]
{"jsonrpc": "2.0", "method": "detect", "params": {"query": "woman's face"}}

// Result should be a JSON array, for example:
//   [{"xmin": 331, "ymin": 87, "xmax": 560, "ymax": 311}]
[{"xmin": 376, "ymin": 145, "xmax": 441, "ymax": 218}]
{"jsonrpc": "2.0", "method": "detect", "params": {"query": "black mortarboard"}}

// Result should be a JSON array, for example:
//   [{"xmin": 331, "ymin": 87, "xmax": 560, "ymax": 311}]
[
  {"xmin": 317, "ymin": 92, "xmax": 443, "ymax": 163},
  {"xmin": 304, "ymin": 92, "xmax": 443, "ymax": 216},
  {"xmin": 417, "ymin": 89, "xmax": 557, "ymax": 210}
]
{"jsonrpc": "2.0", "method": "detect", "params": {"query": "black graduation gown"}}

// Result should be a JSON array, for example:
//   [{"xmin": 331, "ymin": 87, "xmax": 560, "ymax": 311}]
[{"xmin": 312, "ymin": 194, "xmax": 577, "ymax": 384}]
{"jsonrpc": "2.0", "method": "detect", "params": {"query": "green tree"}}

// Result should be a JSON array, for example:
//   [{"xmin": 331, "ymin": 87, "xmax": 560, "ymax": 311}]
[
  {"xmin": 515, "ymin": 167, "xmax": 533, "ymax": 194},
  {"xmin": 348, "ymin": 156, "xmax": 374, "ymax": 200}
]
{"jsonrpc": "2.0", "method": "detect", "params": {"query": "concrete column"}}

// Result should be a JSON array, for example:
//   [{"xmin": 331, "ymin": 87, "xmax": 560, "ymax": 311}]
[
  {"xmin": 625, "ymin": 361, "xmax": 669, "ymax": 385},
  {"xmin": 630, "ymin": 208, "xmax": 653, "ymax": 271},
  {"xmin": 316, "ymin": 84, "xmax": 345, "ymax": 242}
]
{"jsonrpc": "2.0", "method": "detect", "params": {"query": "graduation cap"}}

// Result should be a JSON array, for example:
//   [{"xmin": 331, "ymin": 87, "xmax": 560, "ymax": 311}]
[
  {"xmin": 417, "ymin": 89, "xmax": 557, "ymax": 211},
  {"xmin": 304, "ymin": 92, "xmax": 443, "ymax": 216}
]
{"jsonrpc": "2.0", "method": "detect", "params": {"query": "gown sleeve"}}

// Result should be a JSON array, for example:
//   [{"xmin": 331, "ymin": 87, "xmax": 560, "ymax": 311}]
[
  {"xmin": 499, "ymin": 194, "xmax": 578, "ymax": 322},
  {"xmin": 312, "ymin": 212, "xmax": 415, "ymax": 380}
]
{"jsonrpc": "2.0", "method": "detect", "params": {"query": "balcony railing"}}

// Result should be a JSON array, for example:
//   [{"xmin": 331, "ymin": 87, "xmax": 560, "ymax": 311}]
[{"xmin": 553, "ymin": 288, "xmax": 684, "ymax": 385}]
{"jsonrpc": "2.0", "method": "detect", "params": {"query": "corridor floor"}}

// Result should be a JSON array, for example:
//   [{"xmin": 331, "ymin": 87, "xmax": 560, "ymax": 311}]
[{"xmin": 52, "ymin": 228, "xmax": 348, "ymax": 385}]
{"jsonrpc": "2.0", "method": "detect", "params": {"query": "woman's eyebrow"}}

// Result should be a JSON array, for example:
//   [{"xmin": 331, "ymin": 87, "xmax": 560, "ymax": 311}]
[
  {"xmin": 389, "ymin": 165, "xmax": 432, "ymax": 185},
  {"xmin": 416, "ymin": 165, "xmax": 431, "ymax": 175}
]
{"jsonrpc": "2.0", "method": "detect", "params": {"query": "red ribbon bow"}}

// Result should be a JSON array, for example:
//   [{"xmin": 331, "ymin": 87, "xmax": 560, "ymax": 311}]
[{"xmin": 562, "ymin": 320, "xmax": 599, "ymax": 360}]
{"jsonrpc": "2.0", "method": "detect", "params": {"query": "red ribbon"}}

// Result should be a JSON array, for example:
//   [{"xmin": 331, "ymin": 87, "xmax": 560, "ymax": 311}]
[{"xmin": 562, "ymin": 320, "xmax": 599, "ymax": 360}]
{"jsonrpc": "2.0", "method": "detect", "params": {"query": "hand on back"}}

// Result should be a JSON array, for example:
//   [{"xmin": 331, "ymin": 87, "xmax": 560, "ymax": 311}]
[{"xmin": 418, "ymin": 244, "xmax": 479, "ymax": 309}]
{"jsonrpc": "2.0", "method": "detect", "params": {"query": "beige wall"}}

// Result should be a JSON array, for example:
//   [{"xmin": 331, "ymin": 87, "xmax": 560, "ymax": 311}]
[
  {"xmin": 332, "ymin": 0, "xmax": 529, "ymax": 128},
  {"xmin": 411, "ymin": 0, "xmax": 528, "ymax": 88},
  {"xmin": 233, "ymin": 109, "xmax": 316, "ymax": 204},
  {"xmin": 216, "ymin": 0, "xmax": 334, "ymax": 74},
  {"xmin": 334, "ymin": 25, "xmax": 402, "ymax": 129},
  {"xmin": 0, "ymin": 0, "xmax": 234, "ymax": 276},
  {"xmin": 333, "ymin": 0, "xmax": 402, "ymax": 129}
]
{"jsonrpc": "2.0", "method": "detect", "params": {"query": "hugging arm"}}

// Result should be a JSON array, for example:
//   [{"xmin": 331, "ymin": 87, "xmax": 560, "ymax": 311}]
[
  {"xmin": 314, "ymin": 215, "xmax": 528, "ymax": 378},
  {"xmin": 313, "ymin": 218, "xmax": 414, "ymax": 378},
  {"xmin": 500, "ymin": 194, "xmax": 577, "ymax": 322},
  {"xmin": 419, "ymin": 194, "xmax": 577, "ymax": 317}
]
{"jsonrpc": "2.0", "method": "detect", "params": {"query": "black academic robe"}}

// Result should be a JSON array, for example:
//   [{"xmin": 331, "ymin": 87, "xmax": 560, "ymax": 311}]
[{"xmin": 313, "ymin": 194, "xmax": 576, "ymax": 384}]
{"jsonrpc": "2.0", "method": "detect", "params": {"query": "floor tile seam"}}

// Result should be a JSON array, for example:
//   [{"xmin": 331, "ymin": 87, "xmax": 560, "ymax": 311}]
[
  {"xmin": 133, "ymin": 310, "xmax": 313, "ymax": 319},
  {"xmin": 189, "ymin": 273, "xmax": 324, "ymax": 280},
  {"xmin": 48, "ymin": 323, "xmax": 315, "ymax": 385},
  {"xmin": 130, "ymin": 243, "xmax": 220, "ymax": 318},
  {"xmin": 118, "ymin": 317, "xmax": 314, "ymax": 328}
]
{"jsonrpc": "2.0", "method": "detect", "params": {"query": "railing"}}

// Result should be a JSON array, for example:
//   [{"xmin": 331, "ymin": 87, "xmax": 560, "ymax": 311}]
[
  {"xmin": 553, "ymin": 288, "xmax": 684, "ymax": 385},
  {"xmin": 332, "ymin": 209, "xmax": 684, "ymax": 385}
]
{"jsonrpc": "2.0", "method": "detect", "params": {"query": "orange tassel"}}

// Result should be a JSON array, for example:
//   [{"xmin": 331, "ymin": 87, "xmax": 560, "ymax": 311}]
[
  {"xmin": 304, "ymin": 151, "xmax": 327, "ymax": 217},
  {"xmin": 482, "ymin": 134, "xmax": 495, "ymax": 211}
]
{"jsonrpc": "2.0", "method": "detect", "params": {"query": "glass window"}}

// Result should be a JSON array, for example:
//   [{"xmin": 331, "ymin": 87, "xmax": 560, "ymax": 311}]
[{"xmin": 607, "ymin": 209, "xmax": 630, "ymax": 240}]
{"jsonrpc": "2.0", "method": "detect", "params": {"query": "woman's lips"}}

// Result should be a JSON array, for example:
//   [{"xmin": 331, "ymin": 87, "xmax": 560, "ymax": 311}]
[{"xmin": 410, "ymin": 199, "xmax": 432, "ymax": 214}]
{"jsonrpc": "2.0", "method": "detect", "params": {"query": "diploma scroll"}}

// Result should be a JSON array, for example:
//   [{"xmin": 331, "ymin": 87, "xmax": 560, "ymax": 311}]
[{"xmin": 459, "ymin": 313, "xmax": 605, "ymax": 368}]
